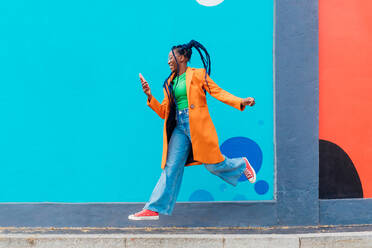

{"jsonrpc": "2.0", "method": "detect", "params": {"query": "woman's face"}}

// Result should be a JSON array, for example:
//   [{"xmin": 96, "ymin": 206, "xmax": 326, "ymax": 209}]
[{"xmin": 168, "ymin": 49, "xmax": 186, "ymax": 72}]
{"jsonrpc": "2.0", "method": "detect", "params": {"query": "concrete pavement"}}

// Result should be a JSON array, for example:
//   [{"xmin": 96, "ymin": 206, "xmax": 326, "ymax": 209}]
[{"xmin": 1, "ymin": 225, "xmax": 372, "ymax": 247}]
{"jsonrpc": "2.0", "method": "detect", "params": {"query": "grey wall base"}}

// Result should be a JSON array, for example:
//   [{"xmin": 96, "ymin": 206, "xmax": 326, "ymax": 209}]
[
  {"xmin": 0, "ymin": 202, "xmax": 277, "ymax": 227},
  {"xmin": 1, "ymin": 199, "xmax": 372, "ymax": 227},
  {"xmin": 320, "ymin": 199, "xmax": 372, "ymax": 225}
]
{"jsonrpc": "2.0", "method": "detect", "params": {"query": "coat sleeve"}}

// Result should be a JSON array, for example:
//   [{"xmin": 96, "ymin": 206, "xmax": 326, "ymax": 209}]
[
  {"xmin": 146, "ymin": 91, "xmax": 169, "ymax": 119},
  {"xmin": 198, "ymin": 69, "xmax": 246, "ymax": 111}
]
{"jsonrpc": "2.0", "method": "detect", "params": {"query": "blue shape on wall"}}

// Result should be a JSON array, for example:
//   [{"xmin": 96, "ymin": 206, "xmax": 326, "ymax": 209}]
[
  {"xmin": 254, "ymin": 180, "xmax": 269, "ymax": 195},
  {"xmin": 220, "ymin": 137, "xmax": 263, "ymax": 182},
  {"xmin": 189, "ymin": 189, "xmax": 214, "ymax": 201}
]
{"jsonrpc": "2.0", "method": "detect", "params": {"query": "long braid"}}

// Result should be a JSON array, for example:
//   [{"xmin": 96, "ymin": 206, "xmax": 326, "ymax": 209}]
[
  {"xmin": 162, "ymin": 72, "xmax": 174, "ymax": 104},
  {"xmin": 171, "ymin": 48, "xmax": 180, "ymax": 100},
  {"xmin": 162, "ymin": 48, "xmax": 181, "ymax": 104}
]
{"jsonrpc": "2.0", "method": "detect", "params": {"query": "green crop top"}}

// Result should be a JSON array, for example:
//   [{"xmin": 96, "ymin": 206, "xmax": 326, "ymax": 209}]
[{"xmin": 172, "ymin": 72, "xmax": 189, "ymax": 110}]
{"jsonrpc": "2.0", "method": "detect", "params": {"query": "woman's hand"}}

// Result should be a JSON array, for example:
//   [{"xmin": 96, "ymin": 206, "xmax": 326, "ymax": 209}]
[
  {"xmin": 139, "ymin": 73, "xmax": 152, "ymax": 99},
  {"xmin": 242, "ymin": 97, "xmax": 255, "ymax": 107}
]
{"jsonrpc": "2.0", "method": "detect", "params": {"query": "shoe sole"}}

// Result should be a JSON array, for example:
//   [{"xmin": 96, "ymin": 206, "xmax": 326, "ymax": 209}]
[
  {"xmin": 128, "ymin": 215, "xmax": 159, "ymax": 220},
  {"xmin": 243, "ymin": 157, "xmax": 256, "ymax": 184}
]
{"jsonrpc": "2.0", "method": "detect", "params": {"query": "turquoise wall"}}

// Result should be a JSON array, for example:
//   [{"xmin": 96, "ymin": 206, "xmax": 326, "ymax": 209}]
[{"xmin": 0, "ymin": 0, "xmax": 273, "ymax": 202}]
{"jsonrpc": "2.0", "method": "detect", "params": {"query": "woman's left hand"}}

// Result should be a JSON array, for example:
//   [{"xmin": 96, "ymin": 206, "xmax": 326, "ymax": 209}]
[{"xmin": 242, "ymin": 97, "xmax": 255, "ymax": 107}]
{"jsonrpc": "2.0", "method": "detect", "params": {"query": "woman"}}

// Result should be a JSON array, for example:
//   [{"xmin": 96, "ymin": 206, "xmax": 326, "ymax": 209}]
[{"xmin": 129, "ymin": 40, "xmax": 256, "ymax": 220}]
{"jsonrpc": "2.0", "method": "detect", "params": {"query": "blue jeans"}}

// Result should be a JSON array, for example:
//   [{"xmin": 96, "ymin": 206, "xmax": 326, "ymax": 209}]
[{"xmin": 143, "ymin": 106, "xmax": 247, "ymax": 215}]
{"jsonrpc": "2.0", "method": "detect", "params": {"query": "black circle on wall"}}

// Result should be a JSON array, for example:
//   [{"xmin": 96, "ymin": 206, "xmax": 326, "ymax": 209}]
[{"xmin": 319, "ymin": 139, "xmax": 363, "ymax": 199}]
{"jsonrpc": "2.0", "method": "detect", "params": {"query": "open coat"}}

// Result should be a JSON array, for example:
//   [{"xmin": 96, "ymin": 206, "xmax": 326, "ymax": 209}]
[{"xmin": 147, "ymin": 67, "xmax": 246, "ymax": 169}]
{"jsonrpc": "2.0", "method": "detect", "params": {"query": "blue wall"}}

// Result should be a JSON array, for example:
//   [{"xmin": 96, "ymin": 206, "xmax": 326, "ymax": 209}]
[{"xmin": 0, "ymin": 0, "xmax": 273, "ymax": 202}]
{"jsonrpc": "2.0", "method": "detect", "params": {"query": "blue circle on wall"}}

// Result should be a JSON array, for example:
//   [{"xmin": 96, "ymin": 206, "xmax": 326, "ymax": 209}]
[
  {"xmin": 254, "ymin": 180, "xmax": 269, "ymax": 195},
  {"xmin": 220, "ymin": 137, "xmax": 263, "ymax": 182},
  {"xmin": 189, "ymin": 189, "xmax": 214, "ymax": 201}
]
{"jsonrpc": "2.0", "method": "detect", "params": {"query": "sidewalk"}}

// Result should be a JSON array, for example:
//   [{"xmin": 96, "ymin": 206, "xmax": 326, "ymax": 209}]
[{"xmin": 0, "ymin": 225, "xmax": 372, "ymax": 247}]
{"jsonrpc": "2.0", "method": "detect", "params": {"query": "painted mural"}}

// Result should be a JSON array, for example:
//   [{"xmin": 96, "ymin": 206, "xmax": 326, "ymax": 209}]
[
  {"xmin": 0, "ymin": 0, "xmax": 273, "ymax": 202},
  {"xmin": 319, "ymin": 0, "xmax": 372, "ymax": 199}
]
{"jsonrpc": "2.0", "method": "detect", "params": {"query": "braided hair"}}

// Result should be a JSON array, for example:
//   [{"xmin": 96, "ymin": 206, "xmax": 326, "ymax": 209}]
[{"xmin": 163, "ymin": 40, "xmax": 212, "ymax": 104}]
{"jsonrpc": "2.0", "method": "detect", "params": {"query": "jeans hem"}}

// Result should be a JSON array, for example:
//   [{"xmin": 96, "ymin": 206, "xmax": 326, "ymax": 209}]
[
  {"xmin": 226, "ymin": 159, "xmax": 247, "ymax": 187},
  {"xmin": 144, "ymin": 205, "xmax": 173, "ymax": 216}
]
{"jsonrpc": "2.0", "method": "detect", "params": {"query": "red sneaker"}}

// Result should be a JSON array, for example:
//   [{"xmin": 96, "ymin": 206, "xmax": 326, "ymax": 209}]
[
  {"xmin": 128, "ymin": 209, "xmax": 159, "ymax": 220},
  {"xmin": 243, "ymin": 157, "xmax": 256, "ymax": 183}
]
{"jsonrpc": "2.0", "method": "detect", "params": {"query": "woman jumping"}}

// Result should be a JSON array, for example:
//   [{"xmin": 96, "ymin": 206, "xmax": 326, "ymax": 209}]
[{"xmin": 129, "ymin": 40, "xmax": 256, "ymax": 220}]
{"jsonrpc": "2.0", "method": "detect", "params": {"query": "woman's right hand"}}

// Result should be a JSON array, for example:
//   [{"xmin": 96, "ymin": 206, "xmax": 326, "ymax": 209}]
[{"xmin": 139, "ymin": 73, "xmax": 152, "ymax": 99}]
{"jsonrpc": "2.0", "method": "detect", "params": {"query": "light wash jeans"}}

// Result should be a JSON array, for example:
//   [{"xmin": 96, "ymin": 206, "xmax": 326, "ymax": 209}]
[{"xmin": 143, "ymin": 106, "xmax": 247, "ymax": 215}]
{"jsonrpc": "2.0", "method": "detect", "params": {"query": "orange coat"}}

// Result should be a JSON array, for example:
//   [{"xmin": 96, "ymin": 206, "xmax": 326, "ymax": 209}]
[{"xmin": 147, "ymin": 67, "xmax": 246, "ymax": 169}]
